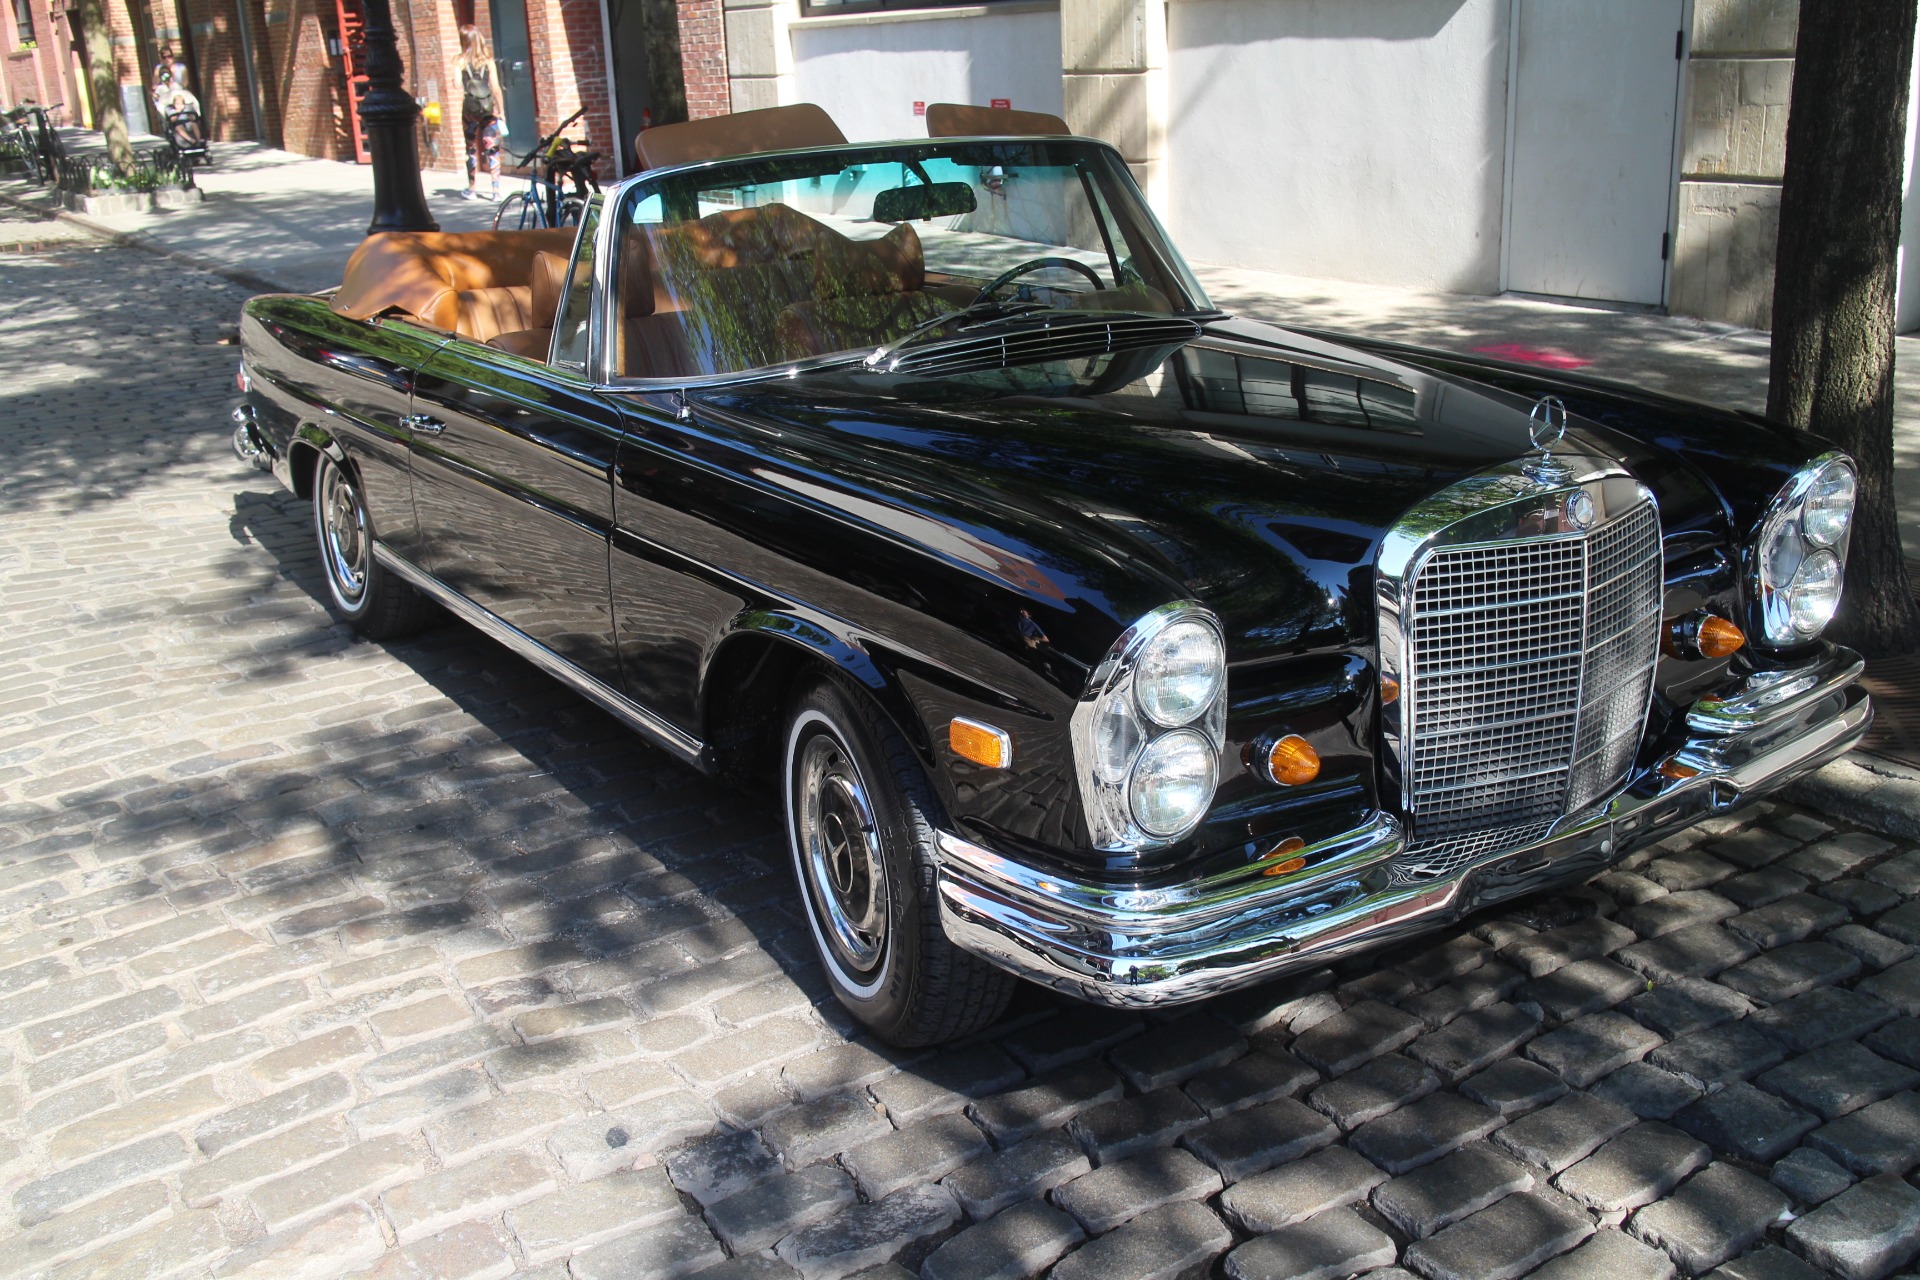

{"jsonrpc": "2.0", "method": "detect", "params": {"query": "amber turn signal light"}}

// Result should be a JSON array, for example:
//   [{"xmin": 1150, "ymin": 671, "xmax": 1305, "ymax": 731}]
[
  {"xmin": 949, "ymin": 717, "xmax": 1012, "ymax": 769},
  {"xmin": 1379, "ymin": 677, "xmax": 1400, "ymax": 706},
  {"xmin": 1663, "ymin": 612, "xmax": 1746, "ymax": 660},
  {"xmin": 1263, "ymin": 735, "xmax": 1321, "ymax": 786},
  {"xmin": 1656, "ymin": 758, "xmax": 1701, "ymax": 781},
  {"xmin": 1696, "ymin": 616, "xmax": 1746, "ymax": 658}
]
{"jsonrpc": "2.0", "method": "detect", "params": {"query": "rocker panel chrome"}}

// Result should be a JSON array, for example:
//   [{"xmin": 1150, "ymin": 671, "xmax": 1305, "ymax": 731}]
[{"xmin": 371, "ymin": 543, "xmax": 707, "ymax": 768}]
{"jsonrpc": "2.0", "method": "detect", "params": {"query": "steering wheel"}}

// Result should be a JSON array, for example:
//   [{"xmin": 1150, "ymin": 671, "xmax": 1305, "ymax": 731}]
[{"xmin": 972, "ymin": 256, "xmax": 1107, "ymax": 305}]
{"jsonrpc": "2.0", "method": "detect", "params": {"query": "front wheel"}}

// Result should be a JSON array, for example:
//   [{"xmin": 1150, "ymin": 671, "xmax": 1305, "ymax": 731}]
[
  {"xmin": 784, "ymin": 677, "xmax": 1014, "ymax": 1047},
  {"xmin": 313, "ymin": 454, "xmax": 436, "ymax": 640},
  {"xmin": 493, "ymin": 191, "xmax": 544, "ymax": 231}
]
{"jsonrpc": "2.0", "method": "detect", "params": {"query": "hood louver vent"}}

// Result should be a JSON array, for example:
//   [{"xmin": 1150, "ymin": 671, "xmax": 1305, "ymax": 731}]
[{"xmin": 881, "ymin": 316, "xmax": 1203, "ymax": 377}]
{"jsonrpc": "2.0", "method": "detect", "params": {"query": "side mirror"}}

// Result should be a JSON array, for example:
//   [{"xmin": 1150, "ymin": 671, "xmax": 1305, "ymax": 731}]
[{"xmin": 873, "ymin": 181, "xmax": 977, "ymax": 223}]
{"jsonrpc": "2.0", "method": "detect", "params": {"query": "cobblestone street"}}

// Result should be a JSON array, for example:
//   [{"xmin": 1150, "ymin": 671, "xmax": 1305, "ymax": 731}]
[{"xmin": 4, "ymin": 238, "xmax": 1920, "ymax": 1280}]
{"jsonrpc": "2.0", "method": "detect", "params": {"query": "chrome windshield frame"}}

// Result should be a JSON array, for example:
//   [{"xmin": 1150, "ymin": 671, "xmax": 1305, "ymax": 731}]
[{"xmin": 585, "ymin": 135, "xmax": 1213, "ymax": 393}]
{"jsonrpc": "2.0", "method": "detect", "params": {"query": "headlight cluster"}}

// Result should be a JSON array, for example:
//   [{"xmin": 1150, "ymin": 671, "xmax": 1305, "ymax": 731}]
[
  {"xmin": 1755, "ymin": 454, "xmax": 1856, "ymax": 645},
  {"xmin": 1071, "ymin": 603, "xmax": 1227, "ymax": 850}
]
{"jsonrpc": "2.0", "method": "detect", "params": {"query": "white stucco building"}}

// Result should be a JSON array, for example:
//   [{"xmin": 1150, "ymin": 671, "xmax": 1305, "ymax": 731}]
[{"xmin": 708, "ymin": 0, "xmax": 1917, "ymax": 331}]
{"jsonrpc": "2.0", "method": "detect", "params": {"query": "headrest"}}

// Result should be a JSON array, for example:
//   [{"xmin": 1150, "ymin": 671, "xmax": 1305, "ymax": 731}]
[
  {"xmin": 635, "ymin": 104, "xmax": 847, "ymax": 171},
  {"xmin": 813, "ymin": 223, "xmax": 923, "ymax": 299},
  {"xmin": 529, "ymin": 250, "xmax": 570, "ymax": 324},
  {"xmin": 332, "ymin": 228, "xmax": 576, "ymax": 328},
  {"xmin": 925, "ymin": 103, "xmax": 1069, "ymax": 139},
  {"xmin": 658, "ymin": 203, "xmax": 828, "ymax": 270}
]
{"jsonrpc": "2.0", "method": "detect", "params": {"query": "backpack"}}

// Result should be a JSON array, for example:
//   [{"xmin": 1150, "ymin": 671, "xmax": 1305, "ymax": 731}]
[{"xmin": 461, "ymin": 64, "xmax": 495, "ymax": 118}]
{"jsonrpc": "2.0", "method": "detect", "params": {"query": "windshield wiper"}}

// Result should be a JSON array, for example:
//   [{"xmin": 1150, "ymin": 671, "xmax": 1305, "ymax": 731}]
[{"xmin": 863, "ymin": 298, "xmax": 1053, "ymax": 369}]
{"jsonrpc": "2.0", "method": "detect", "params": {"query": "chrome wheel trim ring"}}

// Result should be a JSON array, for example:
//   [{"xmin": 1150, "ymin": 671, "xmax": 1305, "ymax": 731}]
[
  {"xmin": 318, "ymin": 461, "xmax": 370, "ymax": 611},
  {"xmin": 786, "ymin": 710, "xmax": 891, "ymax": 997}
]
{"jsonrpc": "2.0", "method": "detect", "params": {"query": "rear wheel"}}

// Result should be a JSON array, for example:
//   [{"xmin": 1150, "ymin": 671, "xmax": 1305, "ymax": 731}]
[
  {"xmin": 784, "ymin": 676, "xmax": 1014, "ymax": 1046},
  {"xmin": 313, "ymin": 454, "xmax": 436, "ymax": 639}
]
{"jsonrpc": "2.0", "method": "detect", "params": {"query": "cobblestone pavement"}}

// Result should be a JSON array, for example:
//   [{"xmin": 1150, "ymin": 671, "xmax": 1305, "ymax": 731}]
[{"xmin": 5, "ymin": 241, "xmax": 1920, "ymax": 1280}]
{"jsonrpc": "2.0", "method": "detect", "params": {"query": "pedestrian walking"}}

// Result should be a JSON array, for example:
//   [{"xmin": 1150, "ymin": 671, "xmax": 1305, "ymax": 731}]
[{"xmin": 459, "ymin": 26, "xmax": 503, "ymax": 201}]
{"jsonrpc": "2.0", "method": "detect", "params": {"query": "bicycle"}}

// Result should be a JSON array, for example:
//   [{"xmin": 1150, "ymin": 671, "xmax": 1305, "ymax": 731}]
[
  {"xmin": 493, "ymin": 107, "xmax": 601, "ymax": 231},
  {"xmin": 3, "ymin": 105, "xmax": 61, "ymax": 186}
]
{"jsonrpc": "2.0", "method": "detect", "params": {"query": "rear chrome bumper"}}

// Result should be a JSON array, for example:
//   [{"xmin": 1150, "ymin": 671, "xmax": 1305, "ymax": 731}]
[
  {"xmin": 231, "ymin": 404, "xmax": 273, "ymax": 472},
  {"xmin": 933, "ymin": 646, "xmax": 1871, "ymax": 1008}
]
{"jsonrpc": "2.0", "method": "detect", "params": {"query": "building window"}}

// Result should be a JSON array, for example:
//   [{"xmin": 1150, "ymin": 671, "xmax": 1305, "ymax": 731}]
[
  {"xmin": 13, "ymin": 0, "xmax": 35, "ymax": 45},
  {"xmin": 799, "ymin": 0, "xmax": 1022, "ymax": 15}
]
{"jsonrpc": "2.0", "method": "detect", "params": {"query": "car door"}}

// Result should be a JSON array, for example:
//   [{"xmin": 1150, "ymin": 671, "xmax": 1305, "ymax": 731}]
[
  {"xmin": 406, "ymin": 339, "xmax": 625, "ymax": 690},
  {"xmin": 272, "ymin": 309, "xmax": 449, "ymax": 560}
]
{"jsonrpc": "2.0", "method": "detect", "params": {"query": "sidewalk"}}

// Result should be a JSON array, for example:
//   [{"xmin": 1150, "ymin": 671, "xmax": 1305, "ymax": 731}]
[
  {"xmin": 10, "ymin": 137, "xmax": 1918, "ymax": 553},
  {"xmin": 3, "ymin": 136, "xmax": 516, "ymax": 292},
  {"xmin": 6, "ymin": 135, "xmax": 1917, "ymax": 562}
]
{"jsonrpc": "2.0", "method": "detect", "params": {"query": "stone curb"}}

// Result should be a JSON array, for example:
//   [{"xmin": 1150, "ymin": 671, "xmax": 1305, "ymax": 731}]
[
  {"xmin": 1787, "ymin": 753, "xmax": 1920, "ymax": 840},
  {"xmin": 0, "ymin": 182, "xmax": 294, "ymax": 296}
]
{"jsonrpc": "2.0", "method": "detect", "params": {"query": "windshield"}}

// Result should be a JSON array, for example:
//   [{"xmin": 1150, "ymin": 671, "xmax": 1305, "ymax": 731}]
[{"xmin": 607, "ymin": 139, "xmax": 1212, "ymax": 380}]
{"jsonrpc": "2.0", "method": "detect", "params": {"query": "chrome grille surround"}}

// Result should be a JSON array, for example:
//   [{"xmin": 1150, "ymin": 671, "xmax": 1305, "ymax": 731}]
[{"xmin": 1376, "ymin": 456, "xmax": 1663, "ymax": 885}]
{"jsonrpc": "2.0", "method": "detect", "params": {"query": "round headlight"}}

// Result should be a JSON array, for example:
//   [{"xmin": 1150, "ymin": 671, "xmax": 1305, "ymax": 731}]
[
  {"xmin": 1802, "ymin": 462, "xmax": 1856, "ymax": 548},
  {"xmin": 1788, "ymin": 550, "xmax": 1844, "ymax": 636},
  {"xmin": 1128, "ymin": 729, "xmax": 1218, "ymax": 837},
  {"xmin": 1135, "ymin": 620, "xmax": 1225, "ymax": 727}
]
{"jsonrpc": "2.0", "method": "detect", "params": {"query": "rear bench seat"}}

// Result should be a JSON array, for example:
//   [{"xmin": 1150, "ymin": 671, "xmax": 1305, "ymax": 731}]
[{"xmin": 332, "ymin": 227, "xmax": 577, "ymax": 343}]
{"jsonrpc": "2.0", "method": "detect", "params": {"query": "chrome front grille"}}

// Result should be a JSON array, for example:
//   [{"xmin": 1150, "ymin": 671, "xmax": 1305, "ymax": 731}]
[{"xmin": 1393, "ymin": 498, "xmax": 1663, "ymax": 882}]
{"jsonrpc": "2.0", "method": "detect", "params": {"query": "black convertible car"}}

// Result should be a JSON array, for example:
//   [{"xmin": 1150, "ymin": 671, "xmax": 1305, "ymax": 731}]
[{"xmin": 230, "ymin": 104, "xmax": 1870, "ymax": 1046}]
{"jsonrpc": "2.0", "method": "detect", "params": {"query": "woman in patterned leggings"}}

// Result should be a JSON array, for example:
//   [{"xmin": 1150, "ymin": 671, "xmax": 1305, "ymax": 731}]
[{"xmin": 458, "ymin": 26, "xmax": 503, "ymax": 201}]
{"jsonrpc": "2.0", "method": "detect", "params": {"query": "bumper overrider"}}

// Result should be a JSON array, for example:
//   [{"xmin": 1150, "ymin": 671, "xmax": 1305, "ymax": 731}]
[{"xmin": 933, "ymin": 645, "xmax": 1871, "ymax": 1008}]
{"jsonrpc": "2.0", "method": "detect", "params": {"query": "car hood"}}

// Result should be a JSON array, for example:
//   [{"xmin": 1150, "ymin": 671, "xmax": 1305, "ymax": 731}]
[{"xmin": 683, "ymin": 315, "xmax": 1719, "ymax": 667}]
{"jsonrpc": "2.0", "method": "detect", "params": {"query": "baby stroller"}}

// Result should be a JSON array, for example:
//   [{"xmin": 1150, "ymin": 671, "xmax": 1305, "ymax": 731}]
[{"xmin": 157, "ymin": 85, "xmax": 209, "ymax": 170}]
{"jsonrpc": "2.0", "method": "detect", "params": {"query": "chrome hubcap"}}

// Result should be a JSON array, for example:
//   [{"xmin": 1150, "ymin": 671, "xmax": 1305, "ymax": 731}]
[
  {"xmin": 319, "ymin": 464, "xmax": 368, "ymax": 605},
  {"xmin": 798, "ymin": 733, "xmax": 887, "ymax": 975}
]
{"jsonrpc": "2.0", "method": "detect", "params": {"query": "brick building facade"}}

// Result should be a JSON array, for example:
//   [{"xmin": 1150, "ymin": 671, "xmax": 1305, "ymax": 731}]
[
  {"xmin": 674, "ymin": 0, "xmax": 721, "ymax": 119},
  {"xmin": 2, "ymin": 0, "xmax": 85, "ymax": 120},
  {"xmin": 6, "ymin": 0, "xmax": 635, "ymax": 178}
]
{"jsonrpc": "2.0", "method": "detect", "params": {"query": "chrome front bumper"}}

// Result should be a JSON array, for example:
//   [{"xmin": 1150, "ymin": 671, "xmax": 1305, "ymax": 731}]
[{"xmin": 933, "ymin": 647, "xmax": 1871, "ymax": 1008}]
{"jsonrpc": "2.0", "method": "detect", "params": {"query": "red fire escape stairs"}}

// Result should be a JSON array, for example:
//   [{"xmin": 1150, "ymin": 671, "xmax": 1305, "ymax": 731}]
[{"xmin": 335, "ymin": 0, "xmax": 371, "ymax": 164}]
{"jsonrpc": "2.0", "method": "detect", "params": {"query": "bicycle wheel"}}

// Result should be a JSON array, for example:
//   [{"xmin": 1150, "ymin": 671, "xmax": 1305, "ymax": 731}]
[
  {"xmin": 493, "ymin": 191, "xmax": 545, "ymax": 231},
  {"xmin": 558, "ymin": 197, "xmax": 586, "ymax": 227}
]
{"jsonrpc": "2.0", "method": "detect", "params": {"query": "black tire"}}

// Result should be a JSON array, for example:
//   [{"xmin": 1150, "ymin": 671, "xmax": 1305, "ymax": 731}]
[
  {"xmin": 312, "ymin": 453, "xmax": 437, "ymax": 640},
  {"xmin": 784, "ymin": 676, "xmax": 1015, "ymax": 1047},
  {"xmin": 493, "ymin": 191, "xmax": 542, "ymax": 231}
]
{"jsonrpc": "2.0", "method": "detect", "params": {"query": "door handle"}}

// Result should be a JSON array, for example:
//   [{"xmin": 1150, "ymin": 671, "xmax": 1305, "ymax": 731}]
[{"xmin": 402, "ymin": 414, "xmax": 446, "ymax": 436}]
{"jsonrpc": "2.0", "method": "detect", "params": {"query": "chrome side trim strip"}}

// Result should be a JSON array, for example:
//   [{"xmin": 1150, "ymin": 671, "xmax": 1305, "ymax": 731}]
[{"xmin": 372, "ymin": 544, "xmax": 707, "ymax": 768}]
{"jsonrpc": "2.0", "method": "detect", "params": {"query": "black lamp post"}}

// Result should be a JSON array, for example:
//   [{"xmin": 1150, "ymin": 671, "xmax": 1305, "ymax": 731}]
[{"xmin": 357, "ymin": 0, "xmax": 439, "ymax": 234}]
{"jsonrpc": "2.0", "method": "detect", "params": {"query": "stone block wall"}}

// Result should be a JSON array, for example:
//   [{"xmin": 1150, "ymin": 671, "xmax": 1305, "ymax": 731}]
[{"xmin": 1670, "ymin": 0, "xmax": 1796, "ymax": 328}]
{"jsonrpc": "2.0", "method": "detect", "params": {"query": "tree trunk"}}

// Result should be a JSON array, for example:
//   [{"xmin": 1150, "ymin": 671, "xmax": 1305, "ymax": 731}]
[
  {"xmin": 72, "ymin": 0, "xmax": 134, "ymax": 175},
  {"xmin": 1767, "ymin": 0, "xmax": 1920, "ymax": 657}
]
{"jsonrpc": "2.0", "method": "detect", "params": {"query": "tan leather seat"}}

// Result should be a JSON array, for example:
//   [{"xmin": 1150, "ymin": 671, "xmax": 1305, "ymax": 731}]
[
  {"xmin": 454, "ymin": 286, "xmax": 533, "ymax": 342},
  {"xmin": 618, "ymin": 203, "xmax": 835, "ymax": 378},
  {"xmin": 486, "ymin": 249, "xmax": 573, "ymax": 361},
  {"xmin": 924, "ymin": 103, "xmax": 1069, "ymax": 138},
  {"xmin": 776, "ymin": 223, "xmax": 946, "ymax": 360},
  {"xmin": 635, "ymin": 104, "xmax": 846, "ymax": 171},
  {"xmin": 333, "ymin": 227, "xmax": 576, "ymax": 333}
]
